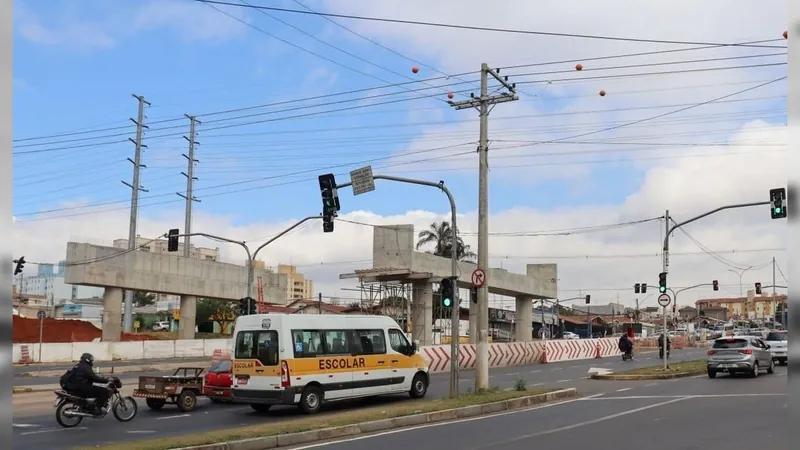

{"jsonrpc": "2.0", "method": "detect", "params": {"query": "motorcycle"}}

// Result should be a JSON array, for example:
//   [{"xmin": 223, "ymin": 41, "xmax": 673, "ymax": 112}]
[
  {"xmin": 622, "ymin": 351, "xmax": 634, "ymax": 361},
  {"xmin": 53, "ymin": 377, "xmax": 138, "ymax": 428},
  {"xmin": 659, "ymin": 348, "xmax": 671, "ymax": 359}
]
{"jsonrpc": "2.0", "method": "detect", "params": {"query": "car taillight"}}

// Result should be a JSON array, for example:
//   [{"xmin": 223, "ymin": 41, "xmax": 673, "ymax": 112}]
[
  {"xmin": 739, "ymin": 349, "xmax": 752, "ymax": 355},
  {"xmin": 280, "ymin": 361, "xmax": 290, "ymax": 388}
]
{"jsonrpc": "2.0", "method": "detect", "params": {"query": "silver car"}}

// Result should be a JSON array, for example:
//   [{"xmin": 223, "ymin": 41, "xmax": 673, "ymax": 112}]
[{"xmin": 707, "ymin": 336, "xmax": 775, "ymax": 378}]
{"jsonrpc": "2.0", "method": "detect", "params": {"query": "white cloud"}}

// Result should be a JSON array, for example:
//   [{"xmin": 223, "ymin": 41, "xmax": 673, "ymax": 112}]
[
  {"xmin": 14, "ymin": 2, "xmax": 115, "ymax": 50},
  {"xmin": 131, "ymin": 0, "xmax": 249, "ymax": 43},
  {"xmin": 13, "ymin": 0, "xmax": 788, "ymax": 314}
]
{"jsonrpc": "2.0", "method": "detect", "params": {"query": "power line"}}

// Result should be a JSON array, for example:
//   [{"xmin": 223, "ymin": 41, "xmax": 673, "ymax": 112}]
[
  {"xmin": 194, "ymin": 1, "xmax": 786, "ymax": 49},
  {"xmin": 491, "ymin": 248, "xmax": 785, "ymax": 260}
]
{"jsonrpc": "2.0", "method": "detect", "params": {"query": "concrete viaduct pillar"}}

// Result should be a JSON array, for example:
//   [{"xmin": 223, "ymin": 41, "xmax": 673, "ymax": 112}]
[
  {"xmin": 411, "ymin": 281, "xmax": 433, "ymax": 346},
  {"xmin": 102, "ymin": 287, "xmax": 123, "ymax": 342},
  {"xmin": 515, "ymin": 295, "xmax": 533, "ymax": 342},
  {"xmin": 179, "ymin": 295, "xmax": 197, "ymax": 340}
]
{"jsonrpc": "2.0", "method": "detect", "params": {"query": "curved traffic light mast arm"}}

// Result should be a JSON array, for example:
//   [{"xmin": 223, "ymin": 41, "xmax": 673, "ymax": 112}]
[
  {"xmin": 661, "ymin": 201, "xmax": 769, "ymax": 272},
  {"xmin": 336, "ymin": 174, "xmax": 461, "ymax": 398}
]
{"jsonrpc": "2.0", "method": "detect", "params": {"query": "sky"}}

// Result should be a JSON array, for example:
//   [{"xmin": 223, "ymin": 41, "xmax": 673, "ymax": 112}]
[{"xmin": 11, "ymin": 0, "xmax": 789, "ymax": 311}]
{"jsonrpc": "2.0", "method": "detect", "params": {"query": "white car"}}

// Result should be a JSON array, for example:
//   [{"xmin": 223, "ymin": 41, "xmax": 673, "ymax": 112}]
[
  {"xmin": 562, "ymin": 332, "xmax": 580, "ymax": 339},
  {"xmin": 765, "ymin": 330, "xmax": 787, "ymax": 365},
  {"xmin": 152, "ymin": 321, "xmax": 170, "ymax": 331}
]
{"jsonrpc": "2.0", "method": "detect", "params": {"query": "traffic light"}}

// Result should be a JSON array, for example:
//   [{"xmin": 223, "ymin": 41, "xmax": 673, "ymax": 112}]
[
  {"xmin": 769, "ymin": 187, "xmax": 787, "ymax": 219},
  {"xmin": 167, "ymin": 228, "xmax": 179, "ymax": 252},
  {"xmin": 319, "ymin": 174, "xmax": 340, "ymax": 233},
  {"xmin": 641, "ymin": 283, "xmax": 647, "ymax": 294},
  {"xmin": 13, "ymin": 256, "xmax": 25, "ymax": 275},
  {"xmin": 755, "ymin": 282, "xmax": 762, "ymax": 295},
  {"xmin": 440, "ymin": 278, "xmax": 455, "ymax": 308},
  {"xmin": 658, "ymin": 272, "xmax": 667, "ymax": 293},
  {"xmin": 584, "ymin": 294, "xmax": 591, "ymax": 304},
  {"xmin": 239, "ymin": 297, "xmax": 256, "ymax": 315},
  {"xmin": 470, "ymin": 287, "xmax": 477, "ymax": 304},
  {"xmin": 634, "ymin": 283, "xmax": 640, "ymax": 294},
  {"xmin": 712, "ymin": 280, "xmax": 719, "ymax": 291}
]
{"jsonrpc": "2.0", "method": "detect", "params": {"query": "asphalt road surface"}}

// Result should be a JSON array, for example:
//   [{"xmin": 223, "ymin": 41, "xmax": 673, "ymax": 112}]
[
  {"xmin": 12, "ymin": 348, "xmax": 711, "ymax": 449},
  {"xmin": 292, "ymin": 366, "xmax": 787, "ymax": 450}
]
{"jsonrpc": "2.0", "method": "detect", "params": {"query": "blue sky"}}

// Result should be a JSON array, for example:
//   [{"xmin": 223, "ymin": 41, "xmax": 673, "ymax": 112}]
[{"xmin": 12, "ymin": 0, "xmax": 788, "ymax": 228}]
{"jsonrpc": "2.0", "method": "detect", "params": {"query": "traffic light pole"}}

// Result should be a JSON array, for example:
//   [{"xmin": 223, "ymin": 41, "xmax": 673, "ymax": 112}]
[
  {"xmin": 173, "ymin": 215, "xmax": 322, "ymax": 312},
  {"xmin": 335, "ymin": 174, "xmax": 461, "ymax": 398}
]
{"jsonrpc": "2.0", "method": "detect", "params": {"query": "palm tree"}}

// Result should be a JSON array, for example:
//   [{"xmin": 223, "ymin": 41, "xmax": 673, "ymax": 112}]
[{"xmin": 415, "ymin": 221, "xmax": 476, "ymax": 262}]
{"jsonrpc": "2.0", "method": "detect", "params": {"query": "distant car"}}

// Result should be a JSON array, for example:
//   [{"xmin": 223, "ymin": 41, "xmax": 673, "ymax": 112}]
[
  {"xmin": 765, "ymin": 331, "xmax": 788, "ymax": 366},
  {"xmin": 203, "ymin": 359, "xmax": 232, "ymax": 402},
  {"xmin": 562, "ymin": 332, "xmax": 580, "ymax": 339},
  {"xmin": 152, "ymin": 321, "xmax": 170, "ymax": 332},
  {"xmin": 707, "ymin": 336, "xmax": 775, "ymax": 378}
]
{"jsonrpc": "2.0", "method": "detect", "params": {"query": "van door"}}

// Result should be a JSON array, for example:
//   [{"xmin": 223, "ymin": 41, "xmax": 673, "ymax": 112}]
[
  {"xmin": 388, "ymin": 329, "xmax": 414, "ymax": 392},
  {"xmin": 351, "ymin": 329, "xmax": 389, "ymax": 397},
  {"xmin": 232, "ymin": 329, "xmax": 281, "ymax": 397}
]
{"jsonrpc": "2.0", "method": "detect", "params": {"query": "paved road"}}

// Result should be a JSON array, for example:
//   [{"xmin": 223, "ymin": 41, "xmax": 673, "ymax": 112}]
[
  {"xmin": 297, "ymin": 366, "xmax": 787, "ymax": 450},
  {"xmin": 11, "ymin": 348, "xmax": 709, "ymax": 449},
  {"xmin": 13, "ymin": 357, "xmax": 213, "ymax": 377}
]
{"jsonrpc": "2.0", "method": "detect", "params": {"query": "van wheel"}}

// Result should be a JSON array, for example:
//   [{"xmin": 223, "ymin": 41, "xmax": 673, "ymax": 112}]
[
  {"xmin": 250, "ymin": 404, "xmax": 272, "ymax": 413},
  {"xmin": 409, "ymin": 373, "xmax": 428, "ymax": 399},
  {"xmin": 299, "ymin": 385, "xmax": 323, "ymax": 414}
]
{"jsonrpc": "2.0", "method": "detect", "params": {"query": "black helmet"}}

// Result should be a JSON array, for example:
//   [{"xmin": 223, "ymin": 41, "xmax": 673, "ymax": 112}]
[{"xmin": 80, "ymin": 353, "xmax": 94, "ymax": 366}]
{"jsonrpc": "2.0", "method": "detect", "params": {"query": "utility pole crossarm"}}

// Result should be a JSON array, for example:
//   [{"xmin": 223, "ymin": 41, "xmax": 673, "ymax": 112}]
[
  {"xmin": 763, "ymin": 284, "xmax": 788, "ymax": 289},
  {"xmin": 486, "ymin": 67, "xmax": 516, "ymax": 92}
]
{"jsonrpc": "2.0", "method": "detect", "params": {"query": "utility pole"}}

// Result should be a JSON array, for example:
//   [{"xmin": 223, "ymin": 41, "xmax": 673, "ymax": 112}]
[
  {"xmin": 121, "ymin": 94, "xmax": 150, "ymax": 333},
  {"xmin": 772, "ymin": 256, "xmax": 776, "ymax": 321},
  {"xmin": 177, "ymin": 115, "xmax": 201, "ymax": 258},
  {"xmin": 318, "ymin": 292, "xmax": 323, "ymax": 314},
  {"xmin": 662, "ymin": 210, "xmax": 669, "ymax": 370},
  {"xmin": 635, "ymin": 298, "xmax": 640, "ymax": 323},
  {"xmin": 448, "ymin": 63, "xmax": 518, "ymax": 391}
]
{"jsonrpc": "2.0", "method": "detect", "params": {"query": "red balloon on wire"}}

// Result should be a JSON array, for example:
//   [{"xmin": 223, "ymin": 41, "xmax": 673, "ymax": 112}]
[
  {"xmin": 447, "ymin": 92, "xmax": 454, "ymax": 99},
  {"xmin": 412, "ymin": 66, "xmax": 419, "ymax": 74},
  {"xmin": 599, "ymin": 90, "xmax": 606, "ymax": 97},
  {"xmin": 575, "ymin": 63, "xmax": 583, "ymax": 71},
  {"xmin": 784, "ymin": 31, "xmax": 788, "ymax": 39}
]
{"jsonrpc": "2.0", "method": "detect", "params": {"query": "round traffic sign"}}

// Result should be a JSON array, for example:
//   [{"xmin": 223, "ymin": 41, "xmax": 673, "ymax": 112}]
[
  {"xmin": 471, "ymin": 268, "xmax": 486, "ymax": 288},
  {"xmin": 37, "ymin": 310, "xmax": 46, "ymax": 320},
  {"xmin": 657, "ymin": 293, "xmax": 671, "ymax": 307}
]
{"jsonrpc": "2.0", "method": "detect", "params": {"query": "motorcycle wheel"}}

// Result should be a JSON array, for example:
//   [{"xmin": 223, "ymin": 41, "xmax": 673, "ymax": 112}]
[
  {"xmin": 112, "ymin": 396, "xmax": 138, "ymax": 422},
  {"xmin": 55, "ymin": 401, "xmax": 83, "ymax": 428}
]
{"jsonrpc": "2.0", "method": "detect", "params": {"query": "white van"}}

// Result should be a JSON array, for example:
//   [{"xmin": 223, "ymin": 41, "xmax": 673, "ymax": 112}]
[{"xmin": 230, "ymin": 314, "xmax": 430, "ymax": 414}]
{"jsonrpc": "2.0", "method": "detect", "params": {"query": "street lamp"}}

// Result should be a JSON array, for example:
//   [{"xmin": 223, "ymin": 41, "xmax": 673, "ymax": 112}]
[{"xmin": 728, "ymin": 266, "xmax": 754, "ymax": 297}]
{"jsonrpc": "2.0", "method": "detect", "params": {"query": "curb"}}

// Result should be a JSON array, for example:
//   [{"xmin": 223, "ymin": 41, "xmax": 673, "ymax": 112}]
[
  {"xmin": 591, "ymin": 371, "xmax": 704, "ymax": 380},
  {"xmin": 170, "ymin": 388, "xmax": 578, "ymax": 450}
]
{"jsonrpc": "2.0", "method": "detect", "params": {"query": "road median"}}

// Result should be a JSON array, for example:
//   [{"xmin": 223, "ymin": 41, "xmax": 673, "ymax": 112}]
[
  {"xmin": 592, "ymin": 359, "xmax": 707, "ymax": 380},
  {"xmin": 82, "ymin": 387, "xmax": 577, "ymax": 450}
]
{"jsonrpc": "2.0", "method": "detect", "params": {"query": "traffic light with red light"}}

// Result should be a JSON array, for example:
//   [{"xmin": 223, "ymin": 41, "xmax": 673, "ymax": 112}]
[
  {"xmin": 712, "ymin": 280, "xmax": 718, "ymax": 291},
  {"xmin": 755, "ymin": 282, "xmax": 762, "ymax": 295}
]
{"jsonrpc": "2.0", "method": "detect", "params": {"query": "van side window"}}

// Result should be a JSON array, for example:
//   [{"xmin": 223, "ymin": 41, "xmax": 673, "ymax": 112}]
[
  {"xmin": 353, "ymin": 329, "xmax": 386, "ymax": 355},
  {"xmin": 388, "ymin": 329, "xmax": 411, "ymax": 354},
  {"xmin": 323, "ymin": 330, "xmax": 350, "ymax": 355},
  {"xmin": 292, "ymin": 330, "xmax": 324, "ymax": 358},
  {"xmin": 234, "ymin": 330, "xmax": 279, "ymax": 366}
]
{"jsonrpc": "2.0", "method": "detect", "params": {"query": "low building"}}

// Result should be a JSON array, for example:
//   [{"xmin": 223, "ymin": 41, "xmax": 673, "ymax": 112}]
[{"xmin": 695, "ymin": 294, "xmax": 787, "ymax": 320}]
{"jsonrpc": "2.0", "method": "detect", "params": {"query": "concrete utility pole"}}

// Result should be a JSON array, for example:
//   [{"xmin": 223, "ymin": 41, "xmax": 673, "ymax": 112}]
[
  {"xmin": 772, "ymin": 256, "xmax": 776, "ymax": 320},
  {"xmin": 448, "ymin": 63, "xmax": 518, "ymax": 391},
  {"xmin": 662, "ymin": 210, "xmax": 669, "ymax": 371},
  {"xmin": 178, "ymin": 115, "xmax": 201, "ymax": 258},
  {"xmin": 122, "ymin": 94, "xmax": 150, "ymax": 333}
]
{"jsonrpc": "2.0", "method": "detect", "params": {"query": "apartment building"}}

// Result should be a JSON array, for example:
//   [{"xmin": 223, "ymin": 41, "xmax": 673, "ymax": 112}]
[
  {"xmin": 695, "ymin": 294, "xmax": 787, "ymax": 320},
  {"xmin": 252, "ymin": 261, "xmax": 314, "ymax": 302}
]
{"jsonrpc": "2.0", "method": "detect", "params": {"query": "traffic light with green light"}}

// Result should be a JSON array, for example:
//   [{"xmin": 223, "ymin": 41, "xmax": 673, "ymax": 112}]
[
  {"xmin": 440, "ymin": 278, "xmax": 455, "ymax": 308},
  {"xmin": 769, "ymin": 187, "xmax": 787, "ymax": 219},
  {"xmin": 658, "ymin": 272, "xmax": 667, "ymax": 293},
  {"xmin": 318, "ymin": 174, "xmax": 341, "ymax": 233}
]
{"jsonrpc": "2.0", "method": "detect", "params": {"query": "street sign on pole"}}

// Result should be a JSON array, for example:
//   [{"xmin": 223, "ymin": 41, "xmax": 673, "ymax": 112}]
[
  {"xmin": 471, "ymin": 268, "xmax": 486, "ymax": 288},
  {"xmin": 657, "ymin": 293, "xmax": 671, "ymax": 307},
  {"xmin": 350, "ymin": 166, "xmax": 375, "ymax": 196},
  {"xmin": 38, "ymin": 310, "xmax": 46, "ymax": 363}
]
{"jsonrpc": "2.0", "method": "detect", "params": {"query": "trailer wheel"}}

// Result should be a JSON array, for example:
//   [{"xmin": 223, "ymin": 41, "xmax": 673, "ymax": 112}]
[
  {"xmin": 177, "ymin": 390, "xmax": 198, "ymax": 412},
  {"xmin": 145, "ymin": 398, "xmax": 166, "ymax": 410}
]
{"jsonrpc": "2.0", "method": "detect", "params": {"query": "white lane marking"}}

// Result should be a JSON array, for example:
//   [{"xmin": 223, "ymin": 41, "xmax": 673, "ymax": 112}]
[
  {"xmin": 689, "ymin": 375, "xmax": 705, "ymax": 379},
  {"xmin": 127, "ymin": 430, "xmax": 157, "ymax": 434},
  {"xmin": 644, "ymin": 383, "xmax": 658, "ymax": 387},
  {"xmin": 551, "ymin": 368, "xmax": 563, "ymax": 371},
  {"xmin": 556, "ymin": 379, "xmax": 570, "ymax": 383},
  {"xmin": 21, "ymin": 427, "xmax": 87, "ymax": 435},
  {"xmin": 570, "ymin": 366, "xmax": 581, "ymax": 368},
  {"xmin": 530, "ymin": 383, "xmax": 544, "ymax": 387},
  {"xmin": 13, "ymin": 423, "xmax": 41, "ymax": 428},
  {"xmin": 485, "ymin": 397, "xmax": 691, "ymax": 446},
  {"xmin": 506, "ymin": 372, "xmax": 520, "ymax": 376},
  {"xmin": 287, "ymin": 390, "xmax": 588, "ymax": 449},
  {"xmin": 580, "ymin": 393, "xmax": 784, "ymax": 400},
  {"xmin": 156, "ymin": 414, "xmax": 191, "ymax": 420},
  {"xmin": 616, "ymin": 388, "xmax": 632, "ymax": 392},
  {"xmin": 529, "ymin": 370, "xmax": 541, "ymax": 373}
]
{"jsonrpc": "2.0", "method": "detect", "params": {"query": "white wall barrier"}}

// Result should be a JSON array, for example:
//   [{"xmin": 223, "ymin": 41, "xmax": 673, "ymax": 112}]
[{"xmin": 13, "ymin": 339, "xmax": 234, "ymax": 364}]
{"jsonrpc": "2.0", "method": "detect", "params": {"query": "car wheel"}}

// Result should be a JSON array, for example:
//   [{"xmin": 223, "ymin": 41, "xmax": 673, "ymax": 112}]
[
  {"xmin": 707, "ymin": 370, "xmax": 716, "ymax": 379},
  {"xmin": 749, "ymin": 361, "xmax": 759, "ymax": 378},
  {"xmin": 767, "ymin": 359, "xmax": 775, "ymax": 374},
  {"xmin": 409, "ymin": 372, "xmax": 429, "ymax": 399}
]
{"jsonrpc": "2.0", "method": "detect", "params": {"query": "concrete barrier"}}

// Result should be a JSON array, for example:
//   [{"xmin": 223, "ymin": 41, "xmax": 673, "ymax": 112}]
[{"xmin": 13, "ymin": 339, "xmax": 235, "ymax": 364}]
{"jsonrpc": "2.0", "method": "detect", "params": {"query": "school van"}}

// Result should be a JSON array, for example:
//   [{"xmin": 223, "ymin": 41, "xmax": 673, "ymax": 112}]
[{"xmin": 230, "ymin": 314, "xmax": 430, "ymax": 414}]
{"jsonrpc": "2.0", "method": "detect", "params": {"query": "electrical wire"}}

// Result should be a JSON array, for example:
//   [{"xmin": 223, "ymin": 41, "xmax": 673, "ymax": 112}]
[
  {"xmin": 491, "ymin": 248, "xmax": 785, "ymax": 260},
  {"xmin": 194, "ymin": 1, "xmax": 786, "ymax": 49}
]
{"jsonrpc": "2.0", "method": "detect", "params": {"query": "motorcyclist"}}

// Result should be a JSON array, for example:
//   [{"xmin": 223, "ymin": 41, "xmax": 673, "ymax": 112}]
[
  {"xmin": 64, "ymin": 353, "xmax": 111, "ymax": 413},
  {"xmin": 618, "ymin": 334, "xmax": 633, "ymax": 358}
]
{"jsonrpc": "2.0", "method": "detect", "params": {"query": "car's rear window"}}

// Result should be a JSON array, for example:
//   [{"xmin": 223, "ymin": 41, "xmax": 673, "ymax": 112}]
[
  {"xmin": 713, "ymin": 338, "xmax": 748, "ymax": 349},
  {"xmin": 766, "ymin": 332, "xmax": 787, "ymax": 341},
  {"xmin": 210, "ymin": 360, "xmax": 232, "ymax": 373}
]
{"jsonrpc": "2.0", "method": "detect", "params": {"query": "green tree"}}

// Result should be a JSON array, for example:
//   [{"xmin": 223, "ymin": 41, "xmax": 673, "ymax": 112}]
[
  {"xmin": 415, "ymin": 221, "xmax": 476, "ymax": 261},
  {"xmin": 197, "ymin": 298, "xmax": 236, "ymax": 334},
  {"xmin": 134, "ymin": 291, "xmax": 156, "ymax": 307}
]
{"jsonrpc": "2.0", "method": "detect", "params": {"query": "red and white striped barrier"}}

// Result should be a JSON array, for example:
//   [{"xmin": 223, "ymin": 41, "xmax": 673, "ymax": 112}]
[
  {"xmin": 422, "ymin": 341, "xmax": 545, "ymax": 373},
  {"xmin": 541, "ymin": 338, "xmax": 621, "ymax": 363}
]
